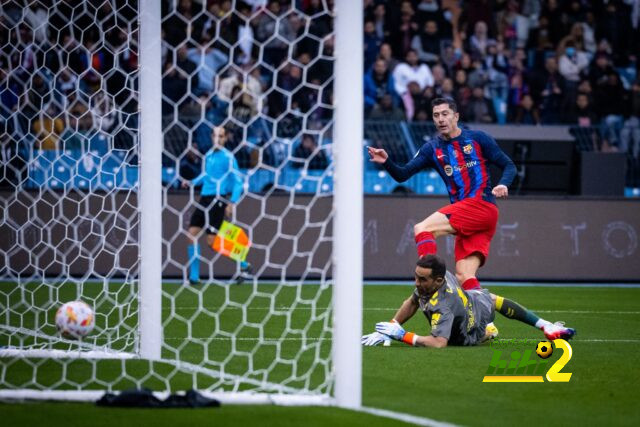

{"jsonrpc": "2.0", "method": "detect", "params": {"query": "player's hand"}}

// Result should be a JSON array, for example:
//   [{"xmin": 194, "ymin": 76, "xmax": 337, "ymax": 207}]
[
  {"xmin": 367, "ymin": 146, "xmax": 388, "ymax": 164},
  {"xmin": 225, "ymin": 204, "xmax": 233, "ymax": 219},
  {"xmin": 375, "ymin": 321, "xmax": 406, "ymax": 341},
  {"xmin": 180, "ymin": 180, "xmax": 189, "ymax": 189},
  {"xmin": 361, "ymin": 331, "xmax": 391, "ymax": 346},
  {"xmin": 492, "ymin": 184, "xmax": 508, "ymax": 198}
]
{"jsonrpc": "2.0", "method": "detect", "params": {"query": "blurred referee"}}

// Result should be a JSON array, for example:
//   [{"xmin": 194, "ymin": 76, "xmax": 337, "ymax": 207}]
[{"xmin": 182, "ymin": 125, "xmax": 250, "ymax": 284}]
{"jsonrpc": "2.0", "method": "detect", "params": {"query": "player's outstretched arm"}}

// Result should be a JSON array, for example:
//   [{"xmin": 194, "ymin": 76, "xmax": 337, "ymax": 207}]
[
  {"xmin": 366, "ymin": 145, "xmax": 431, "ymax": 183},
  {"xmin": 392, "ymin": 297, "xmax": 419, "ymax": 324},
  {"xmin": 375, "ymin": 321, "xmax": 448, "ymax": 348},
  {"xmin": 362, "ymin": 296, "xmax": 416, "ymax": 346}
]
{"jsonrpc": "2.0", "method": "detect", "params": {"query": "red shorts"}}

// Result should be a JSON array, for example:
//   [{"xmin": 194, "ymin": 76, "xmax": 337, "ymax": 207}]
[{"xmin": 438, "ymin": 198, "xmax": 499, "ymax": 266}]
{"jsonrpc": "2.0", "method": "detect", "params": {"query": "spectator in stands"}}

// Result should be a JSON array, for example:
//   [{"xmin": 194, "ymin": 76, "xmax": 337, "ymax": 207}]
[
  {"xmin": 465, "ymin": 86, "xmax": 496, "ymax": 123},
  {"xmin": 580, "ymin": 10, "xmax": 597, "ymax": 55},
  {"xmin": 512, "ymin": 94, "xmax": 541, "ymax": 125},
  {"xmin": 558, "ymin": 23, "xmax": 588, "ymax": 60},
  {"xmin": 162, "ymin": 59, "xmax": 189, "ymax": 115},
  {"xmin": 369, "ymin": 93, "xmax": 406, "ymax": 121},
  {"xmin": 469, "ymin": 21, "xmax": 494, "ymax": 59},
  {"xmin": 379, "ymin": 42, "xmax": 400, "ymax": 73},
  {"xmin": 437, "ymin": 78, "xmax": 455, "ymax": 100},
  {"xmin": 371, "ymin": 2, "xmax": 390, "ymax": 41},
  {"xmin": 453, "ymin": 69, "xmax": 472, "ymax": 110},
  {"xmin": 90, "ymin": 91, "xmax": 117, "ymax": 133},
  {"xmin": 180, "ymin": 142, "xmax": 203, "ymax": 181},
  {"xmin": 532, "ymin": 56, "xmax": 564, "ymax": 124},
  {"xmin": 412, "ymin": 86, "xmax": 435, "ymax": 121},
  {"xmin": 411, "ymin": 20, "xmax": 441, "ymax": 64},
  {"xmin": 21, "ymin": 72, "xmax": 51, "ymax": 121},
  {"xmin": 595, "ymin": 71, "xmax": 628, "ymax": 151},
  {"xmin": 484, "ymin": 40, "xmax": 509, "ymax": 75},
  {"xmin": 566, "ymin": 92, "xmax": 598, "ymax": 127},
  {"xmin": 364, "ymin": 20, "xmax": 383, "ymax": 71},
  {"xmin": 175, "ymin": 44, "xmax": 198, "ymax": 95},
  {"xmin": 254, "ymin": 0, "xmax": 287, "ymax": 67},
  {"xmin": 392, "ymin": 49, "xmax": 434, "ymax": 97},
  {"xmin": 54, "ymin": 66, "xmax": 77, "ymax": 105},
  {"xmin": 292, "ymin": 133, "xmax": 328, "ymax": 170},
  {"xmin": 163, "ymin": 0, "xmax": 197, "ymax": 46},
  {"xmin": 467, "ymin": 58, "xmax": 488, "ymax": 89},
  {"xmin": 540, "ymin": 0, "xmax": 565, "ymax": 45},
  {"xmin": 364, "ymin": 58, "xmax": 397, "ymax": 114},
  {"xmin": 620, "ymin": 77, "xmax": 640, "ymax": 159},
  {"xmin": 187, "ymin": 33, "xmax": 229, "ymax": 95},
  {"xmin": 267, "ymin": 62, "xmax": 302, "ymax": 118},
  {"xmin": 507, "ymin": 71, "xmax": 529, "ymax": 122},
  {"xmin": 496, "ymin": 0, "xmax": 526, "ymax": 50},
  {"xmin": 589, "ymin": 53, "xmax": 616, "ymax": 93},
  {"xmin": 401, "ymin": 81, "xmax": 423, "ymax": 121},
  {"xmin": 32, "ymin": 103, "xmax": 64, "ymax": 150},
  {"xmin": 430, "ymin": 63, "xmax": 447, "ymax": 88},
  {"xmin": 391, "ymin": 6, "xmax": 419, "ymax": 59},
  {"xmin": 218, "ymin": 65, "xmax": 262, "ymax": 111}
]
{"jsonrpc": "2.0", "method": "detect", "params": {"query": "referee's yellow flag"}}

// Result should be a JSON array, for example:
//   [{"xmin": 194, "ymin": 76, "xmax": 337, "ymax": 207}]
[{"xmin": 212, "ymin": 221, "xmax": 251, "ymax": 262}]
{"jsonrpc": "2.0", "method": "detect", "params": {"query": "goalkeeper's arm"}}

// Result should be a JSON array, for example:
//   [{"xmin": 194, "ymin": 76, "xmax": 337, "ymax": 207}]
[
  {"xmin": 391, "ymin": 296, "xmax": 419, "ymax": 324},
  {"xmin": 375, "ymin": 321, "xmax": 448, "ymax": 348}
]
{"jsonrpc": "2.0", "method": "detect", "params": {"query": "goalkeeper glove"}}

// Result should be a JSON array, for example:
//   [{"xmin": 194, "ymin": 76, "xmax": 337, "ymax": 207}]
[
  {"xmin": 376, "ymin": 321, "xmax": 418, "ymax": 346},
  {"xmin": 361, "ymin": 331, "xmax": 391, "ymax": 346}
]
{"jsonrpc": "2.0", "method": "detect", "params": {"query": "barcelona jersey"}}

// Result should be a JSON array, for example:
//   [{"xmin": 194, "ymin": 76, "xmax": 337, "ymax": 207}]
[{"xmin": 383, "ymin": 129, "xmax": 516, "ymax": 204}]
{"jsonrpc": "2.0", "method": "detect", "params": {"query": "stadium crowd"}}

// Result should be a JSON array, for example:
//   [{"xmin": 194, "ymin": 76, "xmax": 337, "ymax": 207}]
[{"xmin": 1, "ymin": 0, "xmax": 639, "ymax": 186}]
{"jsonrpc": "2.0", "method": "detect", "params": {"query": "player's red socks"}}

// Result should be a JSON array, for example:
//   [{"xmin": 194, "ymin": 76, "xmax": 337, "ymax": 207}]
[
  {"xmin": 462, "ymin": 277, "xmax": 481, "ymax": 290},
  {"xmin": 415, "ymin": 231, "xmax": 437, "ymax": 257}
]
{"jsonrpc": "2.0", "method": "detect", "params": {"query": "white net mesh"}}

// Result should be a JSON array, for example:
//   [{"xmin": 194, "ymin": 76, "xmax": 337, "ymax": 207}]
[{"xmin": 1, "ymin": 0, "xmax": 337, "ymax": 398}]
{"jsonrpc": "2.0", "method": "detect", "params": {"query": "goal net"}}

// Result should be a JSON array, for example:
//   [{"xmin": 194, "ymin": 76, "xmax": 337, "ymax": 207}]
[{"xmin": 0, "ymin": 0, "xmax": 362, "ymax": 406}]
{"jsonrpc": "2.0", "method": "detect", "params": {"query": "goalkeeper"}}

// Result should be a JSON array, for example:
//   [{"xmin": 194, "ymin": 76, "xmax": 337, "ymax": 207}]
[
  {"xmin": 182, "ymin": 125, "xmax": 251, "ymax": 284},
  {"xmin": 362, "ymin": 255, "xmax": 575, "ymax": 347}
]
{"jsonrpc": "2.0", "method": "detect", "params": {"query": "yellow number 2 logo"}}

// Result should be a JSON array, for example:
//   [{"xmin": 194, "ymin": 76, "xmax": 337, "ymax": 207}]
[{"xmin": 546, "ymin": 339, "xmax": 573, "ymax": 382}]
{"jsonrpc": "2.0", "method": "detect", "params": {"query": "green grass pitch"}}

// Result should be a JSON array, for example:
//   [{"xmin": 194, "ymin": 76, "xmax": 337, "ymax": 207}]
[{"xmin": 1, "ymin": 282, "xmax": 639, "ymax": 426}]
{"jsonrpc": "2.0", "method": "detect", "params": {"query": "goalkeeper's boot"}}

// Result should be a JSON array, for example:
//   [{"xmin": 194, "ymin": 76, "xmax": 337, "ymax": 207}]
[
  {"xmin": 189, "ymin": 279, "xmax": 201, "ymax": 286},
  {"xmin": 485, "ymin": 322, "xmax": 499, "ymax": 340},
  {"xmin": 542, "ymin": 321, "xmax": 576, "ymax": 341},
  {"xmin": 235, "ymin": 262, "xmax": 253, "ymax": 285}
]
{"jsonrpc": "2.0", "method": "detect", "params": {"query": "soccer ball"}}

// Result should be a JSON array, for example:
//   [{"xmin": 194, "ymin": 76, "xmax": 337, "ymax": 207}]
[
  {"xmin": 535, "ymin": 340, "xmax": 553, "ymax": 359},
  {"xmin": 55, "ymin": 301, "xmax": 95, "ymax": 339}
]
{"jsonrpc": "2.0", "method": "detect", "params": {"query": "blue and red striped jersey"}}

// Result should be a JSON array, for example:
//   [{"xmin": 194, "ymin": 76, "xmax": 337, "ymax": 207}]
[{"xmin": 383, "ymin": 129, "xmax": 516, "ymax": 204}]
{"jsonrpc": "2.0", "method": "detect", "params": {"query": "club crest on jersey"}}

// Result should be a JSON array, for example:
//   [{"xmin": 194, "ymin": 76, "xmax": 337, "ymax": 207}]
[
  {"xmin": 463, "ymin": 144, "xmax": 473, "ymax": 154},
  {"xmin": 444, "ymin": 165, "xmax": 453, "ymax": 176}
]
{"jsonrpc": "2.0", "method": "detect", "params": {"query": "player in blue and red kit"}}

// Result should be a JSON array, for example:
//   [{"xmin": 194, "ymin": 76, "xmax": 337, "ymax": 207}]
[{"xmin": 368, "ymin": 97, "xmax": 516, "ymax": 295}]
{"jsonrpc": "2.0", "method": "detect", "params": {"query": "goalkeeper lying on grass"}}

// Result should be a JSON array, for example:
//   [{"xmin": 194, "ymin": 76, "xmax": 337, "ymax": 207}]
[{"xmin": 362, "ymin": 255, "xmax": 576, "ymax": 348}]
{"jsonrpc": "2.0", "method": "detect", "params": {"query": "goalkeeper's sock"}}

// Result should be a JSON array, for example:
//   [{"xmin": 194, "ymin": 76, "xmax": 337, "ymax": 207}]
[
  {"xmin": 495, "ymin": 295, "xmax": 549, "ymax": 328},
  {"xmin": 188, "ymin": 243, "xmax": 200, "ymax": 283},
  {"xmin": 415, "ymin": 231, "xmax": 436, "ymax": 257}
]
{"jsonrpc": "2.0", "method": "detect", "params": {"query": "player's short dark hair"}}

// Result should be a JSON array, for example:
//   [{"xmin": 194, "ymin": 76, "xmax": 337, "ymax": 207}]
[
  {"xmin": 431, "ymin": 97, "xmax": 458, "ymax": 113},
  {"xmin": 416, "ymin": 255, "xmax": 446, "ymax": 279}
]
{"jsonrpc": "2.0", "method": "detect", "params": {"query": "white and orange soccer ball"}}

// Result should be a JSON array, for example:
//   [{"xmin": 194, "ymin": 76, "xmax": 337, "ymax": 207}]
[{"xmin": 55, "ymin": 301, "xmax": 95, "ymax": 339}]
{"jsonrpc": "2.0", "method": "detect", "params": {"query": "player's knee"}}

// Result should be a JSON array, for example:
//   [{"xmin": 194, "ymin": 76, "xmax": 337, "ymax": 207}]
[
  {"xmin": 455, "ymin": 272, "xmax": 465, "ymax": 284},
  {"xmin": 206, "ymin": 235, "xmax": 214, "ymax": 247},
  {"xmin": 414, "ymin": 222, "xmax": 432, "ymax": 234}
]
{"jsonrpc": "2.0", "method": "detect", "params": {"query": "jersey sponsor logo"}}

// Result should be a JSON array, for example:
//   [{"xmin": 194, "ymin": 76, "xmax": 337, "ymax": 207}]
[
  {"xmin": 444, "ymin": 165, "xmax": 453, "ymax": 176},
  {"xmin": 453, "ymin": 160, "xmax": 479, "ymax": 172},
  {"xmin": 463, "ymin": 144, "xmax": 473, "ymax": 154}
]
